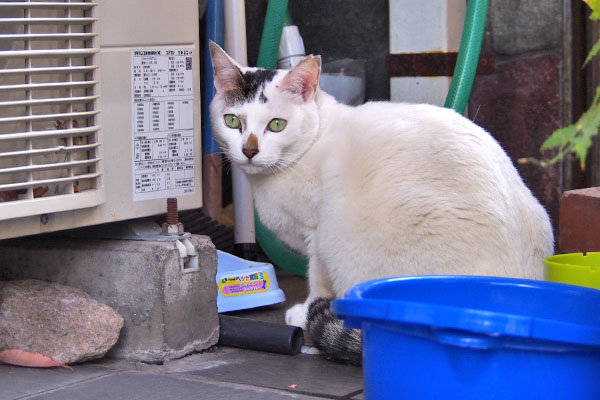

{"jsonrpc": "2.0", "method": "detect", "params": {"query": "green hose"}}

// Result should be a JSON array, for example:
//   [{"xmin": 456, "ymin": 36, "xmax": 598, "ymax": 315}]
[
  {"xmin": 255, "ymin": 210, "xmax": 308, "ymax": 276},
  {"xmin": 444, "ymin": 0, "xmax": 489, "ymax": 113},
  {"xmin": 256, "ymin": 0, "xmax": 289, "ymax": 69},
  {"xmin": 255, "ymin": 0, "xmax": 489, "ymax": 276}
]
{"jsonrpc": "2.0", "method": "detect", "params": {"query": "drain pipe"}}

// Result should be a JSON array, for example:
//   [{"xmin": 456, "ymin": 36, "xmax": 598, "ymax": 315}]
[
  {"xmin": 218, "ymin": 314, "xmax": 303, "ymax": 355},
  {"xmin": 224, "ymin": 0, "xmax": 257, "ymax": 260}
]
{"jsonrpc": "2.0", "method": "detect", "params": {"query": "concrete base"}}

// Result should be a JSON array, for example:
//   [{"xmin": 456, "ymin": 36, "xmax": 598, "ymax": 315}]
[{"xmin": 0, "ymin": 234, "xmax": 218, "ymax": 363}]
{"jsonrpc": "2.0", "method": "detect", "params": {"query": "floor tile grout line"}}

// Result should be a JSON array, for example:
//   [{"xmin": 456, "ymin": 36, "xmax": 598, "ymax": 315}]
[
  {"xmin": 339, "ymin": 389, "xmax": 364, "ymax": 399},
  {"xmin": 164, "ymin": 370, "xmax": 355, "ymax": 399},
  {"xmin": 121, "ymin": 370, "xmax": 332, "ymax": 399},
  {"xmin": 278, "ymin": 388, "xmax": 345, "ymax": 399},
  {"xmin": 14, "ymin": 370, "xmax": 119, "ymax": 400}
]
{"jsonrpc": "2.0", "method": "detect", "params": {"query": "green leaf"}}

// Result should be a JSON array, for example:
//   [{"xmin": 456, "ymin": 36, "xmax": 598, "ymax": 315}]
[
  {"xmin": 575, "ymin": 139, "xmax": 591, "ymax": 169},
  {"xmin": 541, "ymin": 125, "xmax": 577, "ymax": 150},
  {"xmin": 593, "ymin": 86, "xmax": 600, "ymax": 106},
  {"xmin": 587, "ymin": 0, "xmax": 600, "ymax": 20},
  {"xmin": 584, "ymin": 38, "xmax": 600, "ymax": 66},
  {"xmin": 540, "ymin": 96, "xmax": 600, "ymax": 169}
]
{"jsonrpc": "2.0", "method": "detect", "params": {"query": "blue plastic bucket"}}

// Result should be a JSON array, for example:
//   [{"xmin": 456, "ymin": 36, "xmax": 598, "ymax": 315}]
[{"xmin": 332, "ymin": 276, "xmax": 600, "ymax": 400}]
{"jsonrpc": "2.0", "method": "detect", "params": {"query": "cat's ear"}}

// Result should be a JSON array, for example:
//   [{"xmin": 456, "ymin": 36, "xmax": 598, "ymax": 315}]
[
  {"xmin": 209, "ymin": 41, "xmax": 243, "ymax": 93},
  {"xmin": 279, "ymin": 55, "xmax": 321, "ymax": 102}
]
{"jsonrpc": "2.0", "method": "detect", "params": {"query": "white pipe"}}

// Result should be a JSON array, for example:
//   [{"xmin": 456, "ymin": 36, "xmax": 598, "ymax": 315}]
[
  {"xmin": 224, "ymin": 0, "xmax": 248, "ymax": 65},
  {"xmin": 224, "ymin": 0, "xmax": 256, "ymax": 247}
]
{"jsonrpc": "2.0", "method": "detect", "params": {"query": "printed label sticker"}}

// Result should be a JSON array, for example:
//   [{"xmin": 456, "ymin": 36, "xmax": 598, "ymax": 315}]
[
  {"xmin": 218, "ymin": 271, "xmax": 271, "ymax": 297},
  {"xmin": 131, "ymin": 48, "xmax": 195, "ymax": 201}
]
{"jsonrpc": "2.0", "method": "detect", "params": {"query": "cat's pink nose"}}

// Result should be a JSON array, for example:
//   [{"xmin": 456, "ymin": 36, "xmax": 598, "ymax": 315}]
[
  {"xmin": 242, "ymin": 147, "xmax": 259, "ymax": 159},
  {"xmin": 243, "ymin": 133, "xmax": 259, "ymax": 159}
]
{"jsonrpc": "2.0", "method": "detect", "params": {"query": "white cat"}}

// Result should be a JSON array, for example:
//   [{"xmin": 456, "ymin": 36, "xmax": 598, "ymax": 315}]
[{"xmin": 209, "ymin": 42, "xmax": 553, "ymax": 363}]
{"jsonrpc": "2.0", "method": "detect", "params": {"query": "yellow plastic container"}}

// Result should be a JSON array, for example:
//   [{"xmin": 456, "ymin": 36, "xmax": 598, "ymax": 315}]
[{"xmin": 544, "ymin": 252, "xmax": 600, "ymax": 290}]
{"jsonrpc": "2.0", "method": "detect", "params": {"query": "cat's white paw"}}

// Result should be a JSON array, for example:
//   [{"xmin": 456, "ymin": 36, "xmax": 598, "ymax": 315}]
[
  {"xmin": 301, "ymin": 345, "xmax": 321, "ymax": 355},
  {"xmin": 285, "ymin": 303, "xmax": 308, "ymax": 329}
]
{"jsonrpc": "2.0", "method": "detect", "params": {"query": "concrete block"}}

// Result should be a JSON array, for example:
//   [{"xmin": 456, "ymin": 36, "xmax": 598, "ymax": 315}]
[
  {"xmin": 0, "ymin": 234, "xmax": 218, "ymax": 363},
  {"xmin": 558, "ymin": 187, "xmax": 600, "ymax": 253}
]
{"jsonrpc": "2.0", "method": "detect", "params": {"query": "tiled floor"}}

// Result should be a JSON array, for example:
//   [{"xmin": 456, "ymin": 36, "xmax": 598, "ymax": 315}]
[
  {"xmin": 0, "ymin": 267, "xmax": 364, "ymax": 400},
  {"xmin": 0, "ymin": 347, "xmax": 363, "ymax": 400}
]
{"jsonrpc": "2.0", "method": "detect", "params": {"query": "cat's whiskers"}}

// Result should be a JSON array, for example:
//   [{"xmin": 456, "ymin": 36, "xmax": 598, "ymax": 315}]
[
  {"xmin": 223, "ymin": 160, "xmax": 233, "ymax": 175},
  {"xmin": 269, "ymin": 157, "xmax": 306, "ymax": 182},
  {"xmin": 261, "ymin": 160, "xmax": 288, "ymax": 178},
  {"xmin": 276, "ymin": 155, "xmax": 313, "ymax": 183}
]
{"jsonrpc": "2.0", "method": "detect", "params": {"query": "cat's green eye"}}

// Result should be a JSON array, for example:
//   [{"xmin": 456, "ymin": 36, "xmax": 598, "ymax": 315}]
[
  {"xmin": 267, "ymin": 118, "xmax": 287, "ymax": 132},
  {"xmin": 224, "ymin": 114, "xmax": 241, "ymax": 129}
]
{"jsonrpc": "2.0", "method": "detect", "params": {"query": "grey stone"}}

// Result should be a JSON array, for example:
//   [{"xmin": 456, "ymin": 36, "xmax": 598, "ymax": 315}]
[
  {"xmin": 490, "ymin": 0, "xmax": 562, "ymax": 55},
  {"xmin": 0, "ymin": 280, "xmax": 124, "ymax": 364},
  {"xmin": 0, "ymin": 235, "xmax": 219, "ymax": 363}
]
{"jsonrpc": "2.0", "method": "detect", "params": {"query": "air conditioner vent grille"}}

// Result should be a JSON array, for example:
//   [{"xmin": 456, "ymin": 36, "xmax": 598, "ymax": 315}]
[{"xmin": 0, "ymin": 0, "xmax": 102, "ymax": 218}]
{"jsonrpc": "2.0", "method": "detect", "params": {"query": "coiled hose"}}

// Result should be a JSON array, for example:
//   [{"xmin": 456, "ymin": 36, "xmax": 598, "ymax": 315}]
[{"xmin": 255, "ymin": 0, "xmax": 489, "ymax": 276}]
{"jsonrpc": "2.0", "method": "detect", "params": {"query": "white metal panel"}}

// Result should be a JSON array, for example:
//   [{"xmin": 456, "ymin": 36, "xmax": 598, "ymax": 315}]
[
  {"xmin": 97, "ymin": 0, "xmax": 200, "ymax": 47},
  {"xmin": 0, "ymin": 0, "xmax": 104, "ymax": 221},
  {"xmin": 0, "ymin": 0, "xmax": 202, "ymax": 239},
  {"xmin": 0, "ymin": 3, "xmax": 96, "ymax": 10}
]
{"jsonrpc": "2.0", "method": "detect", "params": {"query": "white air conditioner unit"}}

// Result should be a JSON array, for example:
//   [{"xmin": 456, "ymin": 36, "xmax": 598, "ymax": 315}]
[{"xmin": 0, "ymin": 0, "xmax": 203, "ymax": 240}]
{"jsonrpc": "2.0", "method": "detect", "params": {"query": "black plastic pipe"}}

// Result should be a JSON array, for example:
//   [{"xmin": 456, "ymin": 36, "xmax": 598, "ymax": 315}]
[{"xmin": 218, "ymin": 315, "xmax": 304, "ymax": 356}]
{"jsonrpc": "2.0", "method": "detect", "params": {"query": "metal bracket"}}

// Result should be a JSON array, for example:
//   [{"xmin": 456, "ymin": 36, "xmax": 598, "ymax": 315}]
[{"xmin": 176, "ymin": 237, "xmax": 200, "ymax": 272}]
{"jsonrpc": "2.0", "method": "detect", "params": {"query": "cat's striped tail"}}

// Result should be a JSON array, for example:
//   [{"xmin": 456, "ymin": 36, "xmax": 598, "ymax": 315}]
[{"xmin": 306, "ymin": 298, "xmax": 362, "ymax": 365}]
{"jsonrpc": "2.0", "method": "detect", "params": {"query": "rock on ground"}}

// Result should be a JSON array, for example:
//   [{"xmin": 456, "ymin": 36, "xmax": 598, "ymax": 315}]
[{"xmin": 0, "ymin": 279, "xmax": 124, "ymax": 364}]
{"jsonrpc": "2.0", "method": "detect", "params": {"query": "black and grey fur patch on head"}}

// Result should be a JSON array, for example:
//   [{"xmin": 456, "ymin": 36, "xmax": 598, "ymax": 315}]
[
  {"xmin": 224, "ymin": 68, "xmax": 276, "ymax": 106},
  {"xmin": 258, "ymin": 90, "xmax": 268, "ymax": 104},
  {"xmin": 307, "ymin": 298, "xmax": 362, "ymax": 366}
]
